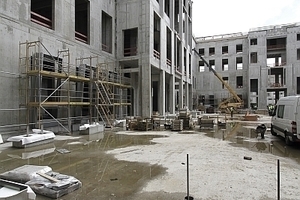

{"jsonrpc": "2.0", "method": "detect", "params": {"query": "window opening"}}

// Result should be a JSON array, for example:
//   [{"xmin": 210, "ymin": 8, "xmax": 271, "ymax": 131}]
[
  {"xmin": 102, "ymin": 11, "xmax": 112, "ymax": 53},
  {"xmin": 250, "ymin": 38, "xmax": 257, "ymax": 45},
  {"xmin": 236, "ymin": 44, "xmax": 242, "ymax": 53},
  {"xmin": 222, "ymin": 77, "xmax": 228, "ymax": 89},
  {"xmin": 222, "ymin": 59, "xmax": 228, "ymax": 71},
  {"xmin": 31, "ymin": 0, "xmax": 53, "ymax": 29},
  {"xmin": 75, "ymin": 0, "xmax": 89, "ymax": 43},
  {"xmin": 199, "ymin": 48, "xmax": 204, "ymax": 56},
  {"xmin": 222, "ymin": 46, "xmax": 228, "ymax": 54},
  {"xmin": 236, "ymin": 76, "xmax": 243, "ymax": 88},
  {"xmin": 209, "ymin": 47, "xmax": 215, "ymax": 56},
  {"xmin": 250, "ymin": 52, "xmax": 257, "ymax": 63},
  {"xmin": 124, "ymin": 28, "xmax": 138, "ymax": 57},
  {"xmin": 236, "ymin": 57, "xmax": 243, "ymax": 70}
]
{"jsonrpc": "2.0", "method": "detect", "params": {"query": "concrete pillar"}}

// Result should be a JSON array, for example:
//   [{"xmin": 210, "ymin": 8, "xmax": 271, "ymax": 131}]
[
  {"xmin": 140, "ymin": 63, "xmax": 152, "ymax": 117},
  {"xmin": 179, "ymin": 79, "xmax": 184, "ymax": 109},
  {"xmin": 169, "ymin": 75, "xmax": 175, "ymax": 114},
  {"xmin": 159, "ymin": 70, "xmax": 166, "ymax": 115}
]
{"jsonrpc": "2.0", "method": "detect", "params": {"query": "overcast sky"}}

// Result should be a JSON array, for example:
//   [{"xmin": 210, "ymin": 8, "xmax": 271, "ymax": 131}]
[{"xmin": 192, "ymin": 0, "xmax": 300, "ymax": 37}]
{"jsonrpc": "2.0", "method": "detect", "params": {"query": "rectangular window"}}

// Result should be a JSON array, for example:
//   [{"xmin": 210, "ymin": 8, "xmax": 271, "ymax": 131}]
[
  {"xmin": 209, "ymin": 60, "xmax": 215, "ymax": 70},
  {"xmin": 209, "ymin": 47, "xmax": 215, "ymax": 56},
  {"xmin": 75, "ymin": 0, "xmax": 89, "ymax": 44},
  {"xmin": 297, "ymin": 77, "xmax": 300, "ymax": 94},
  {"xmin": 222, "ymin": 46, "xmax": 228, "ymax": 54},
  {"xmin": 199, "ymin": 61, "xmax": 205, "ymax": 72},
  {"xmin": 102, "ymin": 11, "xmax": 112, "ymax": 53},
  {"xmin": 164, "ymin": 0, "xmax": 170, "ymax": 17},
  {"xmin": 277, "ymin": 105, "xmax": 284, "ymax": 118},
  {"xmin": 31, "ymin": 0, "xmax": 53, "ymax": 29},
  {"xmin": 236, "ymin": 44, "xmax": 242, "ymax": 53},
  {"xmin": 297, "ymin": 49, "xmax": 300, "ymax": 60},
  {"xmin": 222, "ymin": 77, "xmax": 228, "ymax": 89},
  {"xmin": 222, "ymin": 59, "xmax": 228, "ymax": 71},
  {"xmin": 124, "ymin": 28, "xmax": 138, "ymax": 57},
  {"xmin": 250, "ymin": 79, "xmax": 258, "ymax": 93},
  {"xmin": 250, "ymin": 38, "xmax": 257, "ymax": 45},
  {"xmin": 250, "ymin": 52, "xmax": 258, "ymax": 63},
  {"xmin": 199, "ymin": 48, "xmax": 204, "ymax": 56},
  {"xmin": 236, "ymin": 57, "xmax": 243, "ymax": 70},
  {"xmin": 297, "ymin": 34, "xmax": 300, "ymax": 41},
  {"xmin": 236, "ymin": 76, "xmax": 243, "ymax": 88}
]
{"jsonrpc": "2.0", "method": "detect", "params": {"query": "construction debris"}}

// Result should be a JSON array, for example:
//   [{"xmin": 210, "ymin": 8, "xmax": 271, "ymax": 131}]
[{"xmin": 0, "ymin": 165, "xmax": 82, "ymax": 199}]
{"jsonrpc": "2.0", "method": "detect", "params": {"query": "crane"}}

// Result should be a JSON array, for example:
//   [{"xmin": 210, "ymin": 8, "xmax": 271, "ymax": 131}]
[{"xmin": 193, "ymin": 48, "xmax": 243, "ymax": 112}]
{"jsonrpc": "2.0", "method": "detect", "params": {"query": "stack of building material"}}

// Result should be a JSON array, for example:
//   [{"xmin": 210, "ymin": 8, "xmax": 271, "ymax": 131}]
[
  {"xmin": 135, "ymin": 118, "xmax": 153, "ymax": 131},
  {"xmin": 172, "ymin": 119, "xmax": 183, "ymax": 131},
  {"xmin": 178, "ymin": 108, "xmax": 192, "ymax": 129},
  {"xmin": 198, "ymin": 117, "xmax": 214, "ymax": 129},
  {"xmin": 0, "ymin": 165, "xmax": 82, "ymax": 199}
]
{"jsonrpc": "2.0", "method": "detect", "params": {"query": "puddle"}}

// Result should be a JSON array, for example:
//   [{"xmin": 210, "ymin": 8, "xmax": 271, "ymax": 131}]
[
  {"xmin": 0, "ymin": 132, "xmax": 166, "ymax": 200},
  {"xmin": 201, "ymin": 122, "xmax": 300, "ymax": 162}
]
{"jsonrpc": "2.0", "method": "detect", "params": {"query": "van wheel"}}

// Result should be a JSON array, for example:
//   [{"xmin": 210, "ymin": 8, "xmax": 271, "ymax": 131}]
[
  {"xmin": 271, "ymin": 125, "xmax": 277, "ymax": 136},
  {"xmin": 285, "ymin": 134, "xmax": 293, "ymax": 146}
]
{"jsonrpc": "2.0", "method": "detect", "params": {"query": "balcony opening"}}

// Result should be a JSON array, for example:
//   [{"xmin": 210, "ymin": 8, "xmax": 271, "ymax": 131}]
[
  {"xmin": 166, "ymin": 27, "xmax": 172, "ymax": 66},
  {"xmin": 236, "ymin": 57, "xmax": 243, "ymax": 70},
  {"xmin": 222, "ymin": 46, "xmax": 228, "ymax": 54},
  {"xmin": 267, "ymin": 38, "xmax": 286, "ymax": 50},
  {"xmin": 184, "ymin": 48, "xmax": 187, "ymax": 75},
  {"xmin": 31, "ymin": 0, "xmax": 53, "ymax": 29},
  {"xmin": 176, "ymin": 39, "xmax": 182, "ymax": 72},
  {"xmin": 236, "ymin": 76, "xmax": 243, "ymax": 88},
  {"xmin": 153, "ymin": 12, "xmax": 161, "ymax": 60},
  {"xmin": 297, "ymin": 49, "xmax": 300, "ymax": 60},
  {"xmin": 123, "ymin": 28, "xmax": 138, "ymax": 57},
  {"xmin": 102, "ymin": 11, "xmax": 112, "ymax": 53},
  {"xmin": 268, "ymin": 67, "xmax": 285, "ymax": 88},
  {"xmin": 222, "ymin": 59, "xmax": 228, "ymax": 71},
  {"xmin": 267, "ymin": 54, "xmax": 285, "ymax": 67},
  {"xmin": 236, "ymin": 44, "xmax": 243, "ymax": 53},
  {"xmin": 75, "ymin": 0, "xmax": 89, "ymax": 44}
]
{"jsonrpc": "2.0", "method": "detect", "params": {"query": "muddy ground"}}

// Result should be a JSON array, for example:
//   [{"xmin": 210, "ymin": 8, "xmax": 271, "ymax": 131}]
[{"xmin": 1, "ymin": 114, "xmax": 300, "ymax": 199}]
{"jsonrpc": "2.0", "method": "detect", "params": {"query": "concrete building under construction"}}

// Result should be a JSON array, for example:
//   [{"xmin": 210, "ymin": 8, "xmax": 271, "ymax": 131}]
[
  {"xmin": 0, "ymin": 0, "xmax": 193, "ymax": 134},
  {"xmin": 193, "ymin": 23, "xmax": 300, "ymax": 110}
]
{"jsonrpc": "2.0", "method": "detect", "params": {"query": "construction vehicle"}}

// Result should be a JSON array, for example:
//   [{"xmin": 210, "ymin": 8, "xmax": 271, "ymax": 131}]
[{"xmin": 193, "ymin": 49, "xmax": 243, "ymax": 112}]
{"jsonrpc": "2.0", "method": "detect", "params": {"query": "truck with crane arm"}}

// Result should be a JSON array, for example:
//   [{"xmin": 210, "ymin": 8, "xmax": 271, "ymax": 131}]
[{"xmin": 193, "ymin": 48, "xmax": 244, "ymax": 113}]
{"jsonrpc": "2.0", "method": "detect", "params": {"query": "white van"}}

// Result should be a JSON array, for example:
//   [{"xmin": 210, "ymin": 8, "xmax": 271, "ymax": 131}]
[{"xmin": 271, "ymin": 96, "xmax": 300, "ymax": 145}]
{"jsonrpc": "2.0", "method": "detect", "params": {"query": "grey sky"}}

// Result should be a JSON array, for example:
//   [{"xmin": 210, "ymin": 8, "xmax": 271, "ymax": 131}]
[{"xmin": 192, "ymin": 0, "xmax": 300, "ymax": 37}]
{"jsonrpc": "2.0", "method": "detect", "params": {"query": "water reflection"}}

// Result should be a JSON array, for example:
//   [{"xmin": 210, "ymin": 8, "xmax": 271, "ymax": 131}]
[{"xmin": 201, "ymin": 122, "xmax": 300, "ymax": 162}]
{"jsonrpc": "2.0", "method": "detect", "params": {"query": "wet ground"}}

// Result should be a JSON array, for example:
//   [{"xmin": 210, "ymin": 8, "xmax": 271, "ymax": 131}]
[{"xmin": 1, "ymin": 118, "xmax": 300, "ymax": 199}]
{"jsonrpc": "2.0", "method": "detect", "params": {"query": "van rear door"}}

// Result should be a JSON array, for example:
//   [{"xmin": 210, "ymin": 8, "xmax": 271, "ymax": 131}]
[{"xmin": 297, "ymin": 97, "xmax": 300, "ymax": 139}]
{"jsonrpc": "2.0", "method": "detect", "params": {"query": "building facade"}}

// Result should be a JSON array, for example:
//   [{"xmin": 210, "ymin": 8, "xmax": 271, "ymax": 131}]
[
  {"xmin": 193, "ymin": 23, "xmax": 300, "ymax": 110},
  {"xmin": 0, "ymin": 0, "xmax": 193, "ymax": 133}
]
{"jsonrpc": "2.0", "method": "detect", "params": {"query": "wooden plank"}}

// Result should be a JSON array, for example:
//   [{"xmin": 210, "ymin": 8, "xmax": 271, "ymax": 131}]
[{"xmin": 36, "ymin": 172, "xmax": 59, "ymax": 182}]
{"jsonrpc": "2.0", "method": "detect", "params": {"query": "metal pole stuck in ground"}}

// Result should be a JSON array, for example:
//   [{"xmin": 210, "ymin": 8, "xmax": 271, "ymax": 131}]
[
  {"xmin": 187, "ymin": 154, "xmax": 189, "ymax": 199},
  {"xmin": 278, "ymin": 159, "xmax": 280, "ymax": 200}
]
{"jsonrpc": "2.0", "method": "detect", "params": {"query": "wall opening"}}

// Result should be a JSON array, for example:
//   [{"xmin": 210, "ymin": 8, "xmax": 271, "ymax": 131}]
[
  {"xmin": 154, "ymin": 12, "xmax": 161, "ymax": 59},
  {"xmin": 236, "ymin": 76, "xmax": 243, "ymax": 88},
  {"xmin": 31, "ymin": 0, "xmax": 53, "ymax": 29},
  {"xmin": 75, "ymin": 0, "xmax": 89, "ymax": 43},
  {"xmin": 236, "ymin": 57, "xmax": 243, "ymax": 70},
  {"xmin": 222, "ymin": 59, "xmax": 228, "ymax": 71},
  {"xmin": 124, "ymin": 28, "xmax": 138, "ymax": 57},
  {"xmin": 166, "ymin": 27, "xmax": 172, "ymax": 66},
  {"xmin": 102, "ymin": 11, "xmax": 112, "ymax": 53}
]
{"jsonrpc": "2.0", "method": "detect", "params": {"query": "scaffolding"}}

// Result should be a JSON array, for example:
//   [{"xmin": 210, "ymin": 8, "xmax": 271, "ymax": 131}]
[{"xmin": 18, "ymin": 40, "xmax": 131, "ymax": 134}]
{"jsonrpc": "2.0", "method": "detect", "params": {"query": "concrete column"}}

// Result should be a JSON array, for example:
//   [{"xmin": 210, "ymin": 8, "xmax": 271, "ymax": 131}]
[
  {"xmin": 159, "ymin": 70, "xmax": 166, "ymax": 115},
  {"xmin": 169, "ymin": 75, "xmax": 175, "ymax": 113},
  {"xmin": 140, "ymin": 63, "xmax": 152, "ymax": 117},
  {"xmin": 179, "ymin": 79, "xmax": 184, "ymax": 109}
]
